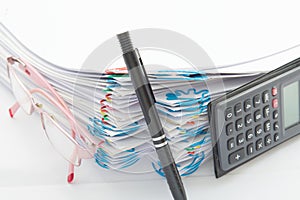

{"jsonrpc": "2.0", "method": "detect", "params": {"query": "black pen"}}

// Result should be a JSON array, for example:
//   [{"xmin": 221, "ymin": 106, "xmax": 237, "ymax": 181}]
[{"xmin": 117, "ymin": 31, "xmax": 187, "ymax": 200}]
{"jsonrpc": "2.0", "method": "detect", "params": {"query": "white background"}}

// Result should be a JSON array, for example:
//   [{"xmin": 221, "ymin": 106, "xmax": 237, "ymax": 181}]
[{"xmin": 0, "ymin": 0, "xmax": 300, "ymax": 199}]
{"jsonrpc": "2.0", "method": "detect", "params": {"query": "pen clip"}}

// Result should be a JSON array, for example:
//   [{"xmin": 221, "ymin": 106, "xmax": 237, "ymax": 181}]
[{"xmin": 135, "ymin": 48, "xmax": 156, "ymax": 103}]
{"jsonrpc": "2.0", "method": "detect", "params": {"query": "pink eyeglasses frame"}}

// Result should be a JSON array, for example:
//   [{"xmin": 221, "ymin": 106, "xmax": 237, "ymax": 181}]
[{"xmin": 7, "ymin": 56, "xmax": 103, "ymax": 183}]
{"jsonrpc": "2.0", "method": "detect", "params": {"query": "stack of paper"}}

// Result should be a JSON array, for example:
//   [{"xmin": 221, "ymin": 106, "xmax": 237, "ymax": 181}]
[{"xmin": 71, "ymin": 67, "xmax": 262, "ymax": 176}]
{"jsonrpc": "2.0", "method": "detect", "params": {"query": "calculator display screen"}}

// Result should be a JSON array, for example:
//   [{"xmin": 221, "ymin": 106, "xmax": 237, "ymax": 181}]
[{"xmin": 283, "ymin": 81, "xmax": 300, "ymax": 129}]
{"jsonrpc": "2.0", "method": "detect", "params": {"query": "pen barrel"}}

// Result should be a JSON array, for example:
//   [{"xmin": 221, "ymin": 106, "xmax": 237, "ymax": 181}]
[
  {"xmin": 122, "ymin": 51, "xmax": 187, "ymax": 200},
  {"xmin": 158, "ymin": 145, "xmax": 188, "ymax": 200}
]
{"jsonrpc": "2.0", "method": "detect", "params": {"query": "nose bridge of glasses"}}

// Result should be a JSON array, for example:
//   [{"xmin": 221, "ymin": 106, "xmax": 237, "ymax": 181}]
[
  {"xmin": 29, "ymin": 91, "xmax": 72, "ymax": 129},
  {"xmin": 29, "ymin": 88, "xmax": 92, "ymax": 145},
  {"xmin": 30, "ymin": 88, "xmax": 70, "ymax": 116},
  {"xmin": 21, "ymin": 63, "xmax": 70, "ymax": 113}
]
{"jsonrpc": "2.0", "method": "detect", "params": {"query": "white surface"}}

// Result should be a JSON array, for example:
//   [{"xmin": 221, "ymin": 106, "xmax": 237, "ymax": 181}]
[{"xmin": 0, "ymin": 1, "xmax": 300, "ymax": 200}]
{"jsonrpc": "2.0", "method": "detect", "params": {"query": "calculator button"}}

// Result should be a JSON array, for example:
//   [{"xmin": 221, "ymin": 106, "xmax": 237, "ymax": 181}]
[
  {"xmin": 272, "ymin": 98, "xmax": 278, "ymax": 108},
  {"xmin": 236, "ymin": 118, "xmax": 243, "ymax": 131},
  {"xmin": 256, "ymin": 139, "xmax": 263, "ymax": 151},
  {"xmin": 274, "ymin": 121, "xmax": 279, "ymax": 131},
  {"xmin": 237, "ymin": 133, "xmax": 245, "ymax": 146},
  {"xmin": 228, "ymin": 148, "xmax": 245, "ymax": 164},
  {"xmin": 225, "ymin": 108, "xmax": 233, "ymax": 121},
  {"xmin": 253, "ymin": 94, "xmax": 261, "ymax": 108},
  {"xmin": 263, "ymin": 106, "xmax": 270, "ymax": 118},
  {"xmin": 274, "ymin": 133, "xmax": 280, "ymax": 142},
  {"xmin": 264, "ymin": 120, "xmax": 271, "ymax": 132},
  {"xmin": 247, "ymin": 143, "xmax": 254, "ymax": 155},
  {"xmin": 273, "ymin": 110, "xmax": 279, "ymax": 119},
  {"xmin": 245, "ymin": 114, "xmax": 253, "ymax": 127},
  {"xmin": 262, "ymin": 90, "xmax": 270, "ymax": 103},
  {"xmin": 272, "ymin": 87, "xmax": 278, "ymax": 96},
  {"xmin": 227, "ymin": 138, "xmax": 235, "ymax": 151},
  {"xmin": 226, "ymin": 123, "xmax": 234, "ymax": 136},
  {"xmin": 244, "ymin": 99, "xmax": 252, "ymax": 112},
  {"xmin": 254, "ymin": 110, "xmax": 262, "ymax": 122},
  {"xmin": 246, "ymin": 129, "xmax": 254, "ymax": 141},
  {"xmin": 255, "ymin": 125, "xmax": 263, "ymax": 136},
  {"xmin": 265, "ymin": 134, "xmax": 272, "ymax": 146},
  {"xmin": 234, "ymin": 103, "xmax": 242, "ymax": 117}
]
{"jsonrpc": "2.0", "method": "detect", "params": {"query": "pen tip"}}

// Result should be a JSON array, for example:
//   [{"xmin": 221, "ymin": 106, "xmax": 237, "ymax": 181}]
[
  {"xmin": 67, "ymin": 173, "xmax": 74, "ymax": 183},
  {"xmin": 9, "ymin": 108, "xmax": 14, "ymax": 118}
]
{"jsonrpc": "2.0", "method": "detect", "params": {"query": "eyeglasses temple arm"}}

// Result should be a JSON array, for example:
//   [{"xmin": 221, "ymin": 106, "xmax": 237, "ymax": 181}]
[
  {"xmin": 68, "ymin": 163, "xmax": 75, "ymax": 183},
  {"xmin": 8, "ymin": 102, "xmax": 20, "ymax": 118},
  {"xmin": 8, "ymin": 57, "xmax": 70, "ymax": 113},
  {"xmin": 8, "ymin": 87, "xmax": 50, "ymax": 118}
]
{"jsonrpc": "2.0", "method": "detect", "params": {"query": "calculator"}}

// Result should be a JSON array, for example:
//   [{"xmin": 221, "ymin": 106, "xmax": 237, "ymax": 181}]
[{"xmin": 208, "ymin": 57, "xmax": 300, "ymax": 178}]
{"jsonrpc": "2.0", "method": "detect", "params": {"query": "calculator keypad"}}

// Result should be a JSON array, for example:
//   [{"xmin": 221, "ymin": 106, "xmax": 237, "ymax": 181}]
[
  {"xmin": 247, "ymin": 143, "xmax": 254, "ymax": 155},
  {"xmin": 225, "ymin": 108, "xmax": 233, "ymax": 121},
  {"xmin": 222, "ymin": 87, "xmax": 280, "ymax": 167},
  {"xmin": 234, "ymin": 103, "xmax": 242, "ymax": 116},
  {"xmin": 244, "ymin": 99, "xmax": 252, "ymax": 112},
  {"xmin": 209, "ymin": 60, "xmax": 300, "ymax": 178},
  {"xmin": 228, "ymin": 148, "xmax": 245, "ymax": 164},
  {"xmin": 253, "ymin": 94, "xmax": 261, "ymax": 107}
]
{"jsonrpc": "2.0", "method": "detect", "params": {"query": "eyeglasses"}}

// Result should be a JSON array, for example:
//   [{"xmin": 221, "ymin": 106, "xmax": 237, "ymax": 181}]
[{"xmin": 6, "ymin": 56, "xmax": 103, "ymax": 183}]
